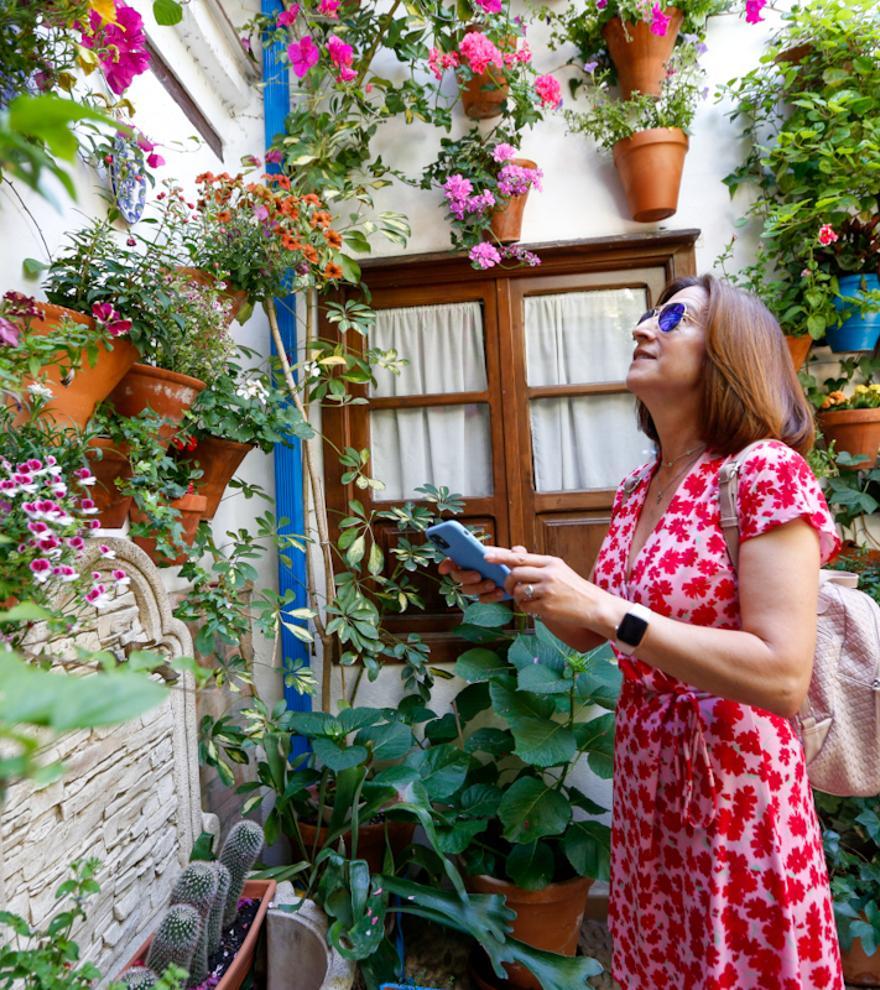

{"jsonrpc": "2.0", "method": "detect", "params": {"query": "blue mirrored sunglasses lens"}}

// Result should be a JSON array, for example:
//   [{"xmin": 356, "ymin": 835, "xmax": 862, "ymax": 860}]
[{"xmin": 657, "ymin": 302, "xmax": 686, "ymax": 332}]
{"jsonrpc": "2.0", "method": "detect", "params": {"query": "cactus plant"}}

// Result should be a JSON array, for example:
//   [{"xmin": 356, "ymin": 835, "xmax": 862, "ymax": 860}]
[
  {"xmin": 206, "ymin": 862, "xmax": 231, "ymax": 957},
  {"xmin": 218, "ymin": 820, "xmax": 264, "ymax": 928},
  {"xmin": 120, "ymin": 967, "xmax": 158, "ymax": 990},
  {"xmin": 169, "ymin": 862, "xmax": 218, "ymax": 987},
  {"xmin": 145, "ymin": 904, "xmax": 201, "ymax": 982}
]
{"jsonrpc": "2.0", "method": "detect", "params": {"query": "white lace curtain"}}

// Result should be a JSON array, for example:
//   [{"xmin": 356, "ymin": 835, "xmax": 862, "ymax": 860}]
[{"xmin": 367, "ymin": 290, "xmax": 652, "ymax": 501}]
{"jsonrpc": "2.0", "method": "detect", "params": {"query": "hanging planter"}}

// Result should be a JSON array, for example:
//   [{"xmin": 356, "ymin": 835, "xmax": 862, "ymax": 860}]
[
  {"xmin": 181, "ymin": 435, "xmax": 254, "ymax": 520},
  {"xmin": 177, "ymin": 267, "xmax": 250, "ymax": 324},
  {"xmin": 489, "ymin": 158, "xmax": 537, "ymax": 244},
  {"xmin": 602, "ymin": 8, "xmax": 684, "ymax": 99},
  {"xmin": 785, "ymin": 334, "xmax": 812, "ymax": 371},
  {"xmin": 130, "ymin": 491, "xmax": 207, "ymax": 567},
  {"xmin": 465, "ymin": 873, "xmax": 592, "ymax": 990},
  {"xmin": 818, "ymin": 407, "xmax": 880, "ymax": 468},
  {"xmin": 612, "ymin": 127, "xmax": 688, "ymax": 222},
  {"xmin": 122, "ymin": 879, "xmax": 276, "ymax": 990},
  {"xmin": 827, "ymin": 274, "xmax": 880, "ymax": 352},
  {"xmin": 86, "ymin": 438, "xmax": 133, "ymax": 529},
  {"xmin": 18, "ymin": 304, "xmax": 138, "ymax": 429},
  {"xmin": 459, "ymin": 24, "xmax": 512, "ymax": 119},
  {"xmin": 109, "ymin": 363, "xmax": 206, "ymax": 448}
]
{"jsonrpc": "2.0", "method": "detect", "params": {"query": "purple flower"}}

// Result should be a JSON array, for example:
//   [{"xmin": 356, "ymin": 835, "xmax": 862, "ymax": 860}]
[
  {"xmin": 649, "ymin": 3, "xmax": 671, "ymax": 36},
  {"xmin": 0, "ymin": 317, "xmax": 19, "ymax": 347},
  {"xmin": 288, "ymin": 36, "xmax": 320, "ymax": 78},
  {"xmin": 745, "ymin": 0, "xmax": 766, "ymax": 23},
  {"xmin": 492, "ymin": 143, "xmax": 517, "ymax": 163},
  {"xmin": 443, "ymin": 174, "xmax": 473, "ymax": 201},
  {"xmin": 469, "ymin": 243, "xmax": 501, "ymax": 270},
  {"xmin": 265, "ymin": 149, "xmax": 284, "ymax": 164},
  {"xmin": 277, "ymin": 4, "xmax": 300, "ymax": 26},
  {"xmin": 583, "ymin": 60, "xmax": 599, "ymax": 74},
  {"xmin": 29, "ymin": 558, "xmax": 52, "ymax": 582}
]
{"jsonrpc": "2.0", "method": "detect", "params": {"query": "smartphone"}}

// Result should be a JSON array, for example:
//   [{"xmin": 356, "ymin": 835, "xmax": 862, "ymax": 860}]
[{"xmin": 426, "ymin": 520, "xmax": 512, "ymax": 599}]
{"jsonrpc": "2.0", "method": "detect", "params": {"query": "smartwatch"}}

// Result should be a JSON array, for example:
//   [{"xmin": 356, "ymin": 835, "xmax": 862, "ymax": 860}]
[{"xmin": 614, "ymin": 603, "xmax": 652, "ymax": 655}]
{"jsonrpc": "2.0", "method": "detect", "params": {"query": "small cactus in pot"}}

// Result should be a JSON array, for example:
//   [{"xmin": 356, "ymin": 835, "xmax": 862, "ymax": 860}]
[
  {"xmin": 218, "ymin": 820, "xmax": 264, "ymax": 928},
  {"xmin": 169, "ymin": 862, "xmax": 218, "ymax": 986},
  {"xmin": 145, "ymin": 904, "xmax": 202, "ymax": 982}
]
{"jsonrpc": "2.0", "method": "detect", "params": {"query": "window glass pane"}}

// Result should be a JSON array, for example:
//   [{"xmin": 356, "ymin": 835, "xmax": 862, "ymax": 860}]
[
  {"xmin": 530, "ymin": 394, "xmax": 651, "ymax": 492},
  {"xmin": 370, "ymin": 302, "xmax": 487, "ymax": 398},
  {"xmin": 524, "ymin": 288, "xmax": 648, "ymax": 386},
  {"xmin": 371, "ymin": 404, "xmax": 493, "ymax": 501}
]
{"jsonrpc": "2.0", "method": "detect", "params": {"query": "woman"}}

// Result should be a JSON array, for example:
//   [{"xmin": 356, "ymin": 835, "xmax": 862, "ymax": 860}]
[{"xmin": 440, "ymin": 275, "xmax": 844, "ymax": 990}]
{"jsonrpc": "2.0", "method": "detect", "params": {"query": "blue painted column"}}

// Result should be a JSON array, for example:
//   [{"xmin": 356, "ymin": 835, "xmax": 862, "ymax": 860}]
[{"xmin": 262, "ymin": 0, "xmax": 312, "ymax": 741}]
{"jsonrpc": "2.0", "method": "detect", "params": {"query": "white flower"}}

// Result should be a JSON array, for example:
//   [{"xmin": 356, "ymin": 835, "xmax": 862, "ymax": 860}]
[
  {"xmin": 98, "ymin": 544, "xmax": 117, "ymax": 559},
  {"xmin": 27, "ymin": 382, "xmax": 54, "ymax": 399}
]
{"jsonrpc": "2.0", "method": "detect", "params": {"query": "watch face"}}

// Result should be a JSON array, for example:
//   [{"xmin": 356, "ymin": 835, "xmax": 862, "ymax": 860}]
[{"xmin": 617, "ymin": 611, "xmax": 649, "ymax": 647}]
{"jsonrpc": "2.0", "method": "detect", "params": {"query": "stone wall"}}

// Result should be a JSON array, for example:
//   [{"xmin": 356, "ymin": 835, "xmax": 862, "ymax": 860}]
[{"xmin": 0, "ymin": 539, "xmax": 207, "ymax": 982}]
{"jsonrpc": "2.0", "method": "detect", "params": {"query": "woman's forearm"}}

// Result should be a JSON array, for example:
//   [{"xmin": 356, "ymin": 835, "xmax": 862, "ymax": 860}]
[{"xmin": 540, "ymin": 618, "xmax": 605, "ymax": 655}]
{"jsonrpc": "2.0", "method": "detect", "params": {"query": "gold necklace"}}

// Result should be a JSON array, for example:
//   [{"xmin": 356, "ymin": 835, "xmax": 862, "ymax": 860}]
[
  {"xmin": 654, "ymin": 448, "xmax": 705, "ymax": 505},
  {"xmin": 660, "ymin": 442, "xmax": 706, "ymax": 469}
]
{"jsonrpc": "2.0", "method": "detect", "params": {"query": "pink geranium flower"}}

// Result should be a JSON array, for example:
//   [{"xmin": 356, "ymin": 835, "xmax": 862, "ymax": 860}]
[
  {"xmin": 327, "ymin": 35, "xmax": 354, "ymax": 68},
  {"xmin": 469, "ymin": 243, "xmax": 501, "ymax": 270},
  {"xmin": 534, "ymin": 73, "xmax": 562, "ymax": 109},
  {"xmin": 474, "ymin": 0, "xmax": 502, "ymax": 12},
  {"xmin": 745, "ymin": 0, "xmax": 766, "ymax": 23},
  {"xmin": 81, "ymin": 3, "xmax": 150, "ymax": 95},
  {"xmin": 493, "ymin": 143, "xmax": 516, "ymax": 163},
  {"xmin": 318, "ymin": 0, "xmax": 340, "ymax": 16},
  {"xmin": 277, "ymin": 4, "xmax": 300, "ymax": 26},
  {"xmin": 288, "ymin": 36, "xmax": 320, "ymax": 77},
  {"xmin": 649, "ymin": 4, "xmax": 671, "ymax": 36},
  {"xmin": 0, "ymin": 317, "xmax": 19, "ymax": 347},
  {"xmin": 818, "ymin": 224, "xmax": 839, "ymax": 246},
  {"xmin": 459, "ymin": 31, "xmax": 503, "ymax": 75}
]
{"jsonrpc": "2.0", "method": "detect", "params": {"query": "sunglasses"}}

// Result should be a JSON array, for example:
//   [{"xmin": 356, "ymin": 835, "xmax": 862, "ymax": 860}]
[{"xmin": 636, "ymin": 301, "xmax": 693, "ymax": 333}]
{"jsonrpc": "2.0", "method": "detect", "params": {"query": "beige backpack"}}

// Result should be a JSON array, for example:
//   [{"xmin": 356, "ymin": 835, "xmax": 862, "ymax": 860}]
[{"xmin": 719, "ymin": 444, "xmax": 880, "ymax": 797}]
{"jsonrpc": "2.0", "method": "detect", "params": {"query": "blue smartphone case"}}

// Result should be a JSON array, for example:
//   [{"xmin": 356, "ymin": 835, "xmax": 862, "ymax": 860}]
[{"xmin": 426, "ymin": 520, "xmax": 512, "ymax": 599}]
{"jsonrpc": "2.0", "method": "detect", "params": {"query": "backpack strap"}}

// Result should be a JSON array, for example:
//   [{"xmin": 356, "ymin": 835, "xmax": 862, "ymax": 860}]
[
  {"xmin": 718, "ymin": 441, "xmax": 771, "ymax": 569},
  {"xmin": 622, "ymin": 460, "xmax": 656, "ymax": 498}
]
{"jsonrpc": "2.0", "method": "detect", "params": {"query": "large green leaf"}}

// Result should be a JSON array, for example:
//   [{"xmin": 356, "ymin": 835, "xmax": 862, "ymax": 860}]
[
  {"xmin": 464, "ymin": 727, "xmax": 513, "ymax": 758},
  {"xmin": 517, "ymin": 663, "xmax": 570, "ymax": 695},
  {"xmin": 312, "ymin": 737, "xmax": 369, "ymax": 772},
  {"xmin": 574, "ymin": 649, "xmax": 622, "ymax": 710},
  {"xmin": 506, "ymin": 840, "xmax": 555, "ymax": 890},
  {"xmin": 573, "ymin": 714, "xmax": 616, "ymax": 780},
  {"xmin": 454, "ymin": 648, "xmax": 509, "ymax": 683},
  {"xmin": 511, "ymin": 717, "xmax": 577, "ymax": 767},
  {"xmin": 562, "ymin": 821, "xmax": 612, "ymax": 882},
  {"xmin": 455, "ymin": 680, "xmax": 491, "ymax": 722},
  {"xmin": 406, "ymin": 744, "xmax": 470, "ymax": 800},
  {"xmin": 436, "ymin": 818, "xmax": 488, "ymax": 855},
  {"xmin": 498, "ymin": 777, "xmax": 571, "ymax": 843},
  {"xmin": 287, "ymin": 711, "xmax": 340, "ymax": 738},
  {"xmin": 459, "ymin": 783, "xmax": 503, "ymax": 819},
  {"xmin": 489, "ymin": 679, "xmax": 555, "ymax": 724},
  {"xmin": 354, "ymin": 721, "xmax": 413, "ymax": 761},
  {"xmin": 337, "ymin": 707, "xmax": 384, "ymax": 733},
  {"xmin": 460, "ymin": 601, "xmax": 512, "ymax": 628}
]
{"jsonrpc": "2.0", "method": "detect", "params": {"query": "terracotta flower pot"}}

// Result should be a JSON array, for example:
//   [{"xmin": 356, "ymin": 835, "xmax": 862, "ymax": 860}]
[
  {"xmin": 818, "ymin": 407, "xmax": 880, "ymax": 469},
  {"xmin": 460, "ymin": 25, "xmax": 512, "ymax": 119},
  {"xmin": 18, "ymin": 303, "xmax": 138, "ymax": 429},
  {"xmin": 465, "ymin": 873, "xmax": 592, "ymax": 990},
  {"xmin": 181, "ymin": 435, "xmax": 254, "ymax": 520},
  {"xmin": 86, "ymin": 437, "xmax": 133, "ymax": 529},
  {"xmin": 612, "ymin": 127, "xmax": 689, "ymax": 223},
  {"xmin": 489, "ymin": 158, "xmax": 536, "ymax": 244},
  {"xmin": 109, "ymin": 363, "xmax": 206, "ymax": 448},
  {"xmin": 842, "ymin": 931, "xmax": 880, "ymax": 986},
  {"xmin": 122, "ymin": 879, "xmax": 276, "ymax": 990},
  {"xmin": 130, "ymin": 491, "xmax": 207, "ymax": 567},
  {"xmin": 178, "ymin": 267, "xmax": 249, "ymax": 324},
  {"xmin": 785, "ymin": 334, "xmax": 812, "ymax": 372},
  {"xmin": 602, "ymin": 7, "xmax": 684, "ymax": 98},
  {"xmin": 295, "ymin": 819, "xmax": 416, "ymax": 874}
]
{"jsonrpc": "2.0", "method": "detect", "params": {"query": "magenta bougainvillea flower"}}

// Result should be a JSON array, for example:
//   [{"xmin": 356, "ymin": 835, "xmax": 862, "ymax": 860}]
[
  {"xmin": 288, "ymin": 36, "xmax": 320, "ymax": 77},
  {"xmin": 265, "ymin": 149, "xmax": 284, "ymax": 165},
  {"xmin": 327, "ymin": 35, "xmax": 354, "ymax": 66},
  {"xmin": 277, "ymin": 4, "xmax": 300, "ymax": 26},
  {"xmin": 818, "ymin": 224, "xmax": 839, "ymax": 246},
  {"xmin": 649, "ymin": 3, "xmax": 671, "ymax": 36},
  {"xmin": 534, "ymin": 73, "xmax": 562, "ymax": 109},
  {"xmin": 317, "ymin": 0, "xmax": 340, "ymax": 17},
  {"xmin": 474, "ymin": 0, "xmax": 502, "ymax": 13},
  {"xmin": 459, "ymin": 31, "xmax": 503, "ymax": 75},
  {"xmin": 81, "ymin": 3, "xmax": 150, "ymax": 95},
  {"xmin": 745, "ymin": 0, "xmax": 767, "ymax": 23}
]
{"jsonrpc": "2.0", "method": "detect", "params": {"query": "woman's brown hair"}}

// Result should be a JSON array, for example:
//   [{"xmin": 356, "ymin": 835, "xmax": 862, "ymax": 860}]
[{"xmin": 635, "ymin": 274, "xmax": 815, "ymax": 456}]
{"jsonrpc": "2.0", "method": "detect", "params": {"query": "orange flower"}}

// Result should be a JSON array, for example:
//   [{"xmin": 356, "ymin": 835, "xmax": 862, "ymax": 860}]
[
  {"xmin": 281, "ymin": 233, "xmax": 304, "ymax": 251},
  {"xmin": 303, "ymin": 245, "xmax": 318, "ymax": 263},
  {"xmin": 323, "ymin": 262, "xmax": 344, "ymax": 280},
  {"xmin": 264, "ymin": 173, "xmax": 291, "ymax": 191},
  {"xmin": 196, "ymin": 171, "xmax": 215, "ymax": 184},
  {"xmin": 324, "ymin": 229, "xmax": 343, "ymax": 248},
  {"xmin": 279, "ymin": 198, "xmax": 299, "ymax": 219},
  {"xmin": 217, "ymin": 210, "xmax": 232, "ymax": 223},
  {"xmin": 302, "ymin": 193, "xmax": 321, "ymax": 206},
  {"xmin": 311, "ymin": 210, "xmax": 332, "ymax": 229}
]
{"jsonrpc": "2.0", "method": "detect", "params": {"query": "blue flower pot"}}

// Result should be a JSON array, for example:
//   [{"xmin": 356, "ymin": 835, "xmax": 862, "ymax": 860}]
[{"xmin": 828, "ymin": 274, "xmax": 880, "ymax": 352}]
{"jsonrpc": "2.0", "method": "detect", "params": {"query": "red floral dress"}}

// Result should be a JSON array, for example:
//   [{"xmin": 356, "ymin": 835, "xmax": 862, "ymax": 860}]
[{"xmin": 592, "ymin": 440, "xmax": 844, "ymax": 990}]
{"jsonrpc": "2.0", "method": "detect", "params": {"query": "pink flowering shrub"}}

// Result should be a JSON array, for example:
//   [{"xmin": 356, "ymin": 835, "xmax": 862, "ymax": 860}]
[
  {"xmin": 80, "ymin": 3, "xmax": 150, "ymax": 95},
  {"xmin": 459, "ymin": 31, "xmax": 503, "ymax": 75}
]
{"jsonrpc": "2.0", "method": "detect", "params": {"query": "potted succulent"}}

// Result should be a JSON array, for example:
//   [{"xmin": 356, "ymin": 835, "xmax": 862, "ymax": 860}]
[
  {"xmin": 720, "ymin": 0, "xmax": 880, "ymax": 346},
  {"xmin": 118, "ymin": 820, "xmax": 276, "ymax": 990},
  {"xmin": 422, "ymin": 606, "xmax": 619, "ymax": 990},
  {"xmin": 422, "ymin": 134, "xmax": 544, "ymax": 269},
  {"xmin": 181, "ymin": 356, "xmax": 316, "ymax": 520},
  {"xmin": 562, "ymin": 41, "xmax": 703, "ymax": 221},
  {"xmin": 815, "ymin": 793, "xmax": 880, "ymax": 986},
  {"xmin": 1, "ymin": 289, "xmax": 137, "ymax": 429}
]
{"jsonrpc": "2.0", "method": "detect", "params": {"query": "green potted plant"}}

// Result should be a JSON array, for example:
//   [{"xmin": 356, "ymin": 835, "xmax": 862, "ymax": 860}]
[
  {"xmin": 816, "ymin": 216, "xmax": 880, "ymax": 353},
  {"xmin": 421, "ymin": 134, "xmax": 544, "ymax": 269},
  {"xmin": 181, "ymin": 355, "xmax": 316, "ymax": 520},
  {"xmin": 815, "ymin": 793, "xmax": 880, "ymax": 986},
  {"xmin": 421, "ymin": 606, "xmax": 619, "ymax": 990},
  {"xmin": 720, "ymin": 0, "xmax": 880, "ymax": 347}
]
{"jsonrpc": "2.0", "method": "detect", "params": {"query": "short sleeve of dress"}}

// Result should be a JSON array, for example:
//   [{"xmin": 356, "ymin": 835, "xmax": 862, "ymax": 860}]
[{"xmin": 735, "ymin": 439, "xmax": 840, "ymax": 564}]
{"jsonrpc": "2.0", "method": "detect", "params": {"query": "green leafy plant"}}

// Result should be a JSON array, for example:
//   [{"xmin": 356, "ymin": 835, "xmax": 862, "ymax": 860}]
[
  {"xmin": 815, "ymin": 792, "xmax": 880, "ymax": 958},
  {"xmin": 423, "ymin": 607, "xmax": 619, "ymax": 890},
  {"xmin": 720, "ymin": 0, "xmax": 880, "ymax": 338}
]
